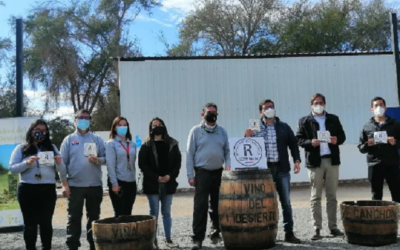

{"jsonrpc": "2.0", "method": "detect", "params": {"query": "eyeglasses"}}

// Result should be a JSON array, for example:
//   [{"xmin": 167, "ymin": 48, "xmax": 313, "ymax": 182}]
[
  {"xmin": 76, "ymin": 116, "xmax": 91, "ymax": 120},
  {"xmin": 262, "ymin": 105, "xmax": 274, "ymax": 110}
]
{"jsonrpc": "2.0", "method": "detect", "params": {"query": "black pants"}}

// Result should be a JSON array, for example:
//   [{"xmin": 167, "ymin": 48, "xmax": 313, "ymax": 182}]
[
  {"xmin": 107, "ymin": 179, "xmax": 137, "ymax": 217},
  {"xmin": 192, "ymin": 168, "xmax": 223, "ymax": 241},
  {"xmin": 66, "ymin": 186, "xmax": 103, "ymax": 250},
  {"xmin": 368, "ymin": 164, "xmax": 400, "ymax": 202},
  {"xmin": 17, "ymin": 183, "xmax": 57, "ymax": 250}
]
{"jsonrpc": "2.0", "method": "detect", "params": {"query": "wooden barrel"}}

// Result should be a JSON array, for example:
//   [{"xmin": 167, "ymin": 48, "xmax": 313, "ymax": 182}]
[
  {"xmin": 92, "ymin": 215, "xmax": 156, "ymax": 250},
  {"xmin": 219, "ymin": 169, "xmax": 279, "ymax": 250},
  {"xmin": 341, "ymin": 200, "xmax": 399, "ymax": 246}
]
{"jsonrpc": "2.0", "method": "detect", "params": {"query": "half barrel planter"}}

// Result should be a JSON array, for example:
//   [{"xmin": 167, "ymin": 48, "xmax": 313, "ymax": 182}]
[
  {"xmin": 219, "ymin": 169, "xmax": 279, "ymax": 250},
  {"xmin": 341, "ymin": 200, "xmax": 399, "ymax": 246}
]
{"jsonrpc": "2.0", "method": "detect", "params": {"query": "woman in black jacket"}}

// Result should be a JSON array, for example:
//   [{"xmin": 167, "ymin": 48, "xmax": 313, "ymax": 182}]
[{"xmin": 138, "ymin": 117, "xmax": 182, "ymax": 249}]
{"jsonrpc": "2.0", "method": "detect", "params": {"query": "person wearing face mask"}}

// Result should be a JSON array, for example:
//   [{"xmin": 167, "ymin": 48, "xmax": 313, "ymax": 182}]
[
  {"xmin": 60, "ymin": 109, "xmax": 106, "ymax": 250},
  {"xmin": 106, "ymin": 117, "xmax": 137, "ymax": 217},
  {"xmin": 186, "ymin": 103, "xmax": 230, "ymax": 250},
  {"xmin": 138, "ymin": 117, "xmax": 182, "ymax": 249},
  {"xmin": 245, "ymin": 99, "xmax": 301, "ymax": 244},
  {"xmin": 358, "ymin": 96, "xmax": 400, "ymax": 203},
  {"xmin": 9, "ymin": 119, "xmax": 68, "ymax": 250},
  {"xmin": 296, "ymin": 93, "xmax": 346, "ymax": 241}
]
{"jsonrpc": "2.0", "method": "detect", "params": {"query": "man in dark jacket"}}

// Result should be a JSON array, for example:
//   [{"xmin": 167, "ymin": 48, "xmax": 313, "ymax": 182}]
[
  {"xmin": 245, "ymin": 99, "xmax": 301, "ymax": 244},
  {"xmin": 358, "ymin": 96, "xmax": 400, "ymax": 203},
  {"xmin": 296, "ymin": 93, "xmax": 346, "ymax": 240}
]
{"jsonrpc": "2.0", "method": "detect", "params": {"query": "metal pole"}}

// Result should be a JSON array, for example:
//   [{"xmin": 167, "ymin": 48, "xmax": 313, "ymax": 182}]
[
  {"xmin": 16, "ymin": 18, "xmax": 23, "ymax": 117},
  {"xmin": 390, "ymin": 13, "xmax": 400, "ymax": 105}
]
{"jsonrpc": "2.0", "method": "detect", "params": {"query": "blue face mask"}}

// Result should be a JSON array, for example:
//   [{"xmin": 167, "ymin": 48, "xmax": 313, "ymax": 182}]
[
  {"xmin": 77, "ymin": 119, "xmax": 90, "ymax": 130},
  {"xmin": 117, "ymin": 126, "xmax": 128, "ymax": 136}
]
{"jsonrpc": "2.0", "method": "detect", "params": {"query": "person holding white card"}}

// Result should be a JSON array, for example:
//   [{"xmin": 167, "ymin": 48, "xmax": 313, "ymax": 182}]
[
  {"xmin": 60, "ymin": 109, "xmax": 106, "ymax": 250},
  {"xmin": 296, "ymin": 93, "xmax": 346, "ymax": 240},
  {"xmin": 9, "ymin": 119, "xmax": 68, "ymax": 250},
  {"xmin": 106, "ymin": 117, "xmax": 137, "ymax": 218},
  {"xmin": 358, "ymin": 97, "xmax": 400, "ymax": 203},
  {"xmin": 245, "ymin": 99, "xmax": 301, "ymax": 244}
]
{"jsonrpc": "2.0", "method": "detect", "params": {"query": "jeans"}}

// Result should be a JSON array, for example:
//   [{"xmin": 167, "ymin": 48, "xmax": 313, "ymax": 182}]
[
  {"xmin": 147, "ymin": 183, "xmax": 173, "ymax": 239},
  {"xmin": 18, "ymin": 183, "xmax": 57, "ymax": 250},
  {"xmin": 108, "ymin": 179, "xmax": 137, "ymax": 217},
  {"xmin": 192, "ymin": 167, "xmax": 222, "ymax": 241},
  {"xmin": 66, "ymin": 186, "xmax": 103, "ymax": 250},
  {"xmin": 268, "ymin": 164, "xmax": 293, "ymax": 232}
]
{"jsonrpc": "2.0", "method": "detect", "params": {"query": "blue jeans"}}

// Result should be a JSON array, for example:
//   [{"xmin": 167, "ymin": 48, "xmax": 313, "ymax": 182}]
[
  {"xmin": 269, "ymin": 166, "xmax": 293, "ymax": 232},
  {"xmin": 147, "ymin": 184, "xmax": 173, "ymax": 239}
]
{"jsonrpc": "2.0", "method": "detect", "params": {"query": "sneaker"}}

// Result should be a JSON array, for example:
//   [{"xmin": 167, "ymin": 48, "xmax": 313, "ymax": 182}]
[
  {"xmin": 330, "ymin": 229, "xmax": 344, "ymax": 237},
  {"xmin": 191, "ymin": 240, "xmax": 202, "ymax": 250},
  {"xmin": 311, "ymin": 229, "xmax": 322, "ymax": 241},
  {"xmin": 165, "ymin": 238, "xmax": 179, "ymax": 248},
  {"xmin": 284, "ymin": 231, "xmax": 301, "ymax": 243}
]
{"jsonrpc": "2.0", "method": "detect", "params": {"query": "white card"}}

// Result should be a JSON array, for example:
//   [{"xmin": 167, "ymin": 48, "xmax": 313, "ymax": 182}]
[
  {"xmin": 374, "ymin": 131, "xmax": 388, "ymax": 144},
  {"xmin": 38, "ymin": 151, "xmax": 55, "ymax": 166},
  {"xmin": 317, "ymin": 131, "xmax": 331, "ymax": 143},
  {"xmin": 249, "ymin": 119, "xmax": 260, "ymax": 132},
  {"xmin": 84, "ymin": 143, "xmax": 97, "ymax": 157}
]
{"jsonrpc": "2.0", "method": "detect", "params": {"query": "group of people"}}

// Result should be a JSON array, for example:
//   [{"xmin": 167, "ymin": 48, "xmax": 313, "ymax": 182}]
[{"xmin": 8, "ymin": 93, "xmax": 400, "ymax": 250}]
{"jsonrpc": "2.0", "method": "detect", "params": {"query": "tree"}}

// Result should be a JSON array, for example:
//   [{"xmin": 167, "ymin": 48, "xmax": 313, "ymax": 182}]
[
  {"xmin": 170, "ymin": 0, "xmax": 280, "ymax": 56},
  {"xmin": 47, "ymin": 117, "xmax": 75, "ymax": 148},
  {"xmin": 0, "ymin": 1, "xmax": 11, "ymax": 65},
  {"xmin": 0, "ymin": 69, "xmax": 29, "ymax": 118},
  {"xmin": 90, "ymin": 83, "xmax": 119, "ymax": 131},
  {"xmin": 23, "ymin": 0, "xmax": 159, "ymax": 113}
]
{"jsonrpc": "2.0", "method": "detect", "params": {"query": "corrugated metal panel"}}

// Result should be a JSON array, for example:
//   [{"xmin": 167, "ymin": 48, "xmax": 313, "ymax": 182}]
[{"xmin": 120, "ymin": 54, "xmax": 398, "ymax": 150}]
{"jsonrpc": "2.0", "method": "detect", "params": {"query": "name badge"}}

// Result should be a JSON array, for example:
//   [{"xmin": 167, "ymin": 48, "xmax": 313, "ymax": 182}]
[
  {"xmin": 249, "ymin": 119, "xmax": 260, "ymax": 132},
  {"xmin": 374, "ymin": 131, "xmax": 388, "ymax": 144},
  {"xmin": 84, "ymin": 143, "xmax": 97, "ymax": 157},
  {"xmin": 38, "ymin": 151, "xmax": 55, "ymax": 166},
  {"xmin": 317, "ymin": 131, "xmax": 331, "ymax": 143}
]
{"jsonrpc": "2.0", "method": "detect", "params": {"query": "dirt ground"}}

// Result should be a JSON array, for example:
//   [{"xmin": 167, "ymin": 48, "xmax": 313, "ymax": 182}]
[{"xmin": 52, "ymin": 182, "xmax": 392, "ymax": 226}]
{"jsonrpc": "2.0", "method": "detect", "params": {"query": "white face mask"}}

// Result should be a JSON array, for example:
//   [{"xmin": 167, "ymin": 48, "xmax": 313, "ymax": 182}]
[
  {"xmin": 264, "ymin": 108, "xmax": 275, "ymax": 119},
  {"xmin": 373, "ymin": 106, "xmax": 385, "ymax": 117},
  {"xmin": 312, "ymin": 105, "xmax": 325, "ymax": 114}
]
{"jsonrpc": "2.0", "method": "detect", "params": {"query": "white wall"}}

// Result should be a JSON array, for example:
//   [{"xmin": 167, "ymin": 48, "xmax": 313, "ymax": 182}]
[{"xmin": 95, "ymin": 128, "xmax": 368, "ymax": 190}]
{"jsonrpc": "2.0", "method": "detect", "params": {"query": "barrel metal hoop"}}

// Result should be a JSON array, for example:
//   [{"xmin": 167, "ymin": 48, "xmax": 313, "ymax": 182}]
[
  {"xmin": 93, "ymin": 234, "xmax": 154, "ymax": 244},
  {"xmin": 342, "ymin": 218, "xmax": 398, "ymax": 224},
  {"xmin": 221, "ymin": 224, "xmax": 277, "ymax": 232},
  {"xmin": 345, "ymin": 231, "xmax": 398, "ymax": 240},
  {"xmin": 219, "ymin": 193, "xmax": 276, "ymax": 200}
]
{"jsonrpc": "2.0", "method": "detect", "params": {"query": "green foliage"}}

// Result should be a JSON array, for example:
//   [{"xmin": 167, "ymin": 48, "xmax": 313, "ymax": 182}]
[
  {"xmin": 0, "ymin": 69, "xmax": 29, "ymax": 118},
  {"xmin": 47, "ymin": 117, "xmax": 75, "ymax": 149}
]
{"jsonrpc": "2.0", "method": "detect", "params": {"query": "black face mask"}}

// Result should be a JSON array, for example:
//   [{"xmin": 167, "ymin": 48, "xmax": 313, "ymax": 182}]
[
  {"xmin": 204, "ymin": 113, "xmax": 217, "ymax": 123},
  {"xmin": 152, "ymin": 126, "xmax": 165, "ymax": 136}
]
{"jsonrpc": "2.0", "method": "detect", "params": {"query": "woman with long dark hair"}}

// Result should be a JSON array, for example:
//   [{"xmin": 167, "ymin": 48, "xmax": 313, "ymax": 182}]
[
  {"xmin": 9, "ymin": 119, "xmax": 68, "ymax": 250},
  {"xmin": 106, "ymin": 116, "xmax": 137, "ymax": 217},
  {"xmin": 138, "ymin": 117, "xmax": 182, "ymax": 249}
]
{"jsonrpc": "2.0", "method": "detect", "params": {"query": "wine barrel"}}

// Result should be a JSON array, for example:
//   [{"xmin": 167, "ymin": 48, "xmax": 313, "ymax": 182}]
[
  {"xmin": 219, "ymin": 169, "xmax": 279, "ymax": 250},
  {"xmin": 92, "ymin": 215, "xmax": 156, "ymax": 250},
  {"xmin": 341, "ymin": 200, "xmax": 399, "ymax": 246}
]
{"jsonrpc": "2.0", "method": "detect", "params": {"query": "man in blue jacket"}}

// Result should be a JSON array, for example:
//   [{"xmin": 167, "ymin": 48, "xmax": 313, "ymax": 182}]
[{"xmin": 245, "ymin": 99, "xmax": 301, "ymax": 243}]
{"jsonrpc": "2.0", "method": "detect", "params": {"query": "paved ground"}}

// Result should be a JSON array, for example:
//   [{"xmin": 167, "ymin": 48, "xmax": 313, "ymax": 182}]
[{"xmin": 2, "ymin": 183, "xmax": 400, "ymax": 250}]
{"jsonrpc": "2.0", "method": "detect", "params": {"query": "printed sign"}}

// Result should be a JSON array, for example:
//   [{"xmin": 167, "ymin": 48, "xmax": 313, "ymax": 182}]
[
  {"xmin": 38, "ymin": 151, "xmax": 55, "ymax": 166},
  {"xmin": 249, "ymin": 119, "xmax": 260, "ymax": 132},
  {"xmin": 84, "ymin": 143, "xmax": 97, "ymax": 157},
  {"xmin": 318, "ymin": 131, "xmax": 331, "ymax": 143},
  {"xmin": 230, "ymin": 137, "xmax": 267, "ymax": 170},
  {"xmin": 0, "ymin": 117, "xmax": 38, "ymax": 229},
  {"xmin": 374, "ymin": 131, "xmax": 388, "ymax": 144}
]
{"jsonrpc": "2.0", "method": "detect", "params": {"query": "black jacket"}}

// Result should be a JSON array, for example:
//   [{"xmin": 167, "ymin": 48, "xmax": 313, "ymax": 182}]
[
  {"xmin": 252, "ymin": 117, "xmax": 301, "ymax": 173},
  {"xmin": 358, "ymin": 116, "xmax": 400, "ymax": 167},
  {"xmin": 296, "ymin": 112, "xmax": 346, "ymax": 168},
  {"xmin": 138, "ymin": 138, "xmax": 182, "ymax": 195}
]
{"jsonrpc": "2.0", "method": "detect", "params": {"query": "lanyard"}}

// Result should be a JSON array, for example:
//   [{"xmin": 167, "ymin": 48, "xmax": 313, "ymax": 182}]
[{"xmin": 119, "ymin": 141, "xmax": 130, "ymax": 162}]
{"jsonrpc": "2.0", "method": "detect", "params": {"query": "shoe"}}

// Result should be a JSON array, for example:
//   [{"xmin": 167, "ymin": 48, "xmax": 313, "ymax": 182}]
[
  {"xmin": 191, "ymin": 240, "xmax": 202, "ymax": 250},
  {"xmin": 330, "ymin": 229, "xmax": 344, "ymax": 237},
  {"xmin": 284, "ymin": 231, "xmax": 301, "ymax": 243},
  {"xmin": 165, "ymin": 238, "xmax": 179, "ymax": 248},
  {"xmin": 311, "ymin": 229, "xmax": 322, "ymax": 241}
]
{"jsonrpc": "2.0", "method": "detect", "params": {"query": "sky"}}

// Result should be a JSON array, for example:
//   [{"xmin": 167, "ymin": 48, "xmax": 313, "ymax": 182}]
[{"xmin": 1, "ymin": 0, "xmax": 400, "ymax": 119}]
